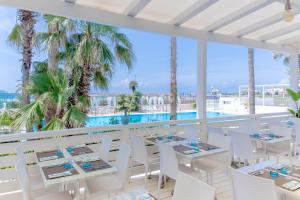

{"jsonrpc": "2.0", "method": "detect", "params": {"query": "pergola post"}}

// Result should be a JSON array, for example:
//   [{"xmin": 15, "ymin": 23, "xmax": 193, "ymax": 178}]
[
  {"xmin": 197, "ymin": 40, "xmax": 207, "ymax": 140},
  {"xmin": 288, "ymin": 54, "xmax": 299, "ymax": 111}
]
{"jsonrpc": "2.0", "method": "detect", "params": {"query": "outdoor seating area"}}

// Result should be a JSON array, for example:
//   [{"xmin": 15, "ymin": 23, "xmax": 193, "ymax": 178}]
[
  {"xmin": 2, "ymin": 0, "xmax": 300, "ymax": 200},
  {"xmin": 0, "ymin": 113, "xmax": 300, "ymax": 200}
]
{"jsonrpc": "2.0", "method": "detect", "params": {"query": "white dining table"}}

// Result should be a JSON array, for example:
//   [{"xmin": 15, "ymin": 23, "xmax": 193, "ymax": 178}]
[
  {"xmin": 239, "ymin": 160, "xmax": 300, "ymax": 199},
  {"xmin": 35, "ymin": 146, "xmax": 117, "ymax": 199},
  {"xmin": 144, "ymin": 135, "xmax": 228, "ymax": 161}
]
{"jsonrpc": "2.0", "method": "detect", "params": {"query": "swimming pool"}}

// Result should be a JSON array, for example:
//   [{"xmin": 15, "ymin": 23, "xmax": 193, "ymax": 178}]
[{"xmin": 86, "ymin": 111, "xmax": 230, "ymax": 127}]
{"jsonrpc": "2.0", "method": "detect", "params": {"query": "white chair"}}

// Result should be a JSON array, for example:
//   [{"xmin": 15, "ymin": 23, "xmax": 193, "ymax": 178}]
[
  {"xmin": 230, "ymin": 130, "xmax": 265, "ymax": 166},
  {"xmin": 238, "ymin": 119, "xmax": 260, "ymax": 134},
  {"xmin": 157, "ymin": 143, "xmax": 199, "ymax": 198},
  {"xmin": 269, "ymin": 124, "xmax": 292, "ymax": 137},
  {"xmin": 193, "ymin": 127, "xmax": 231, "ymax": 184},
  {"xmin": 173, "ymin": 172, "xmax": 215, "ymax": 200},
  {"xmin": 266, "ymin": 124, "xmax": 292, "ymax": 162},
  {"xmin": 230, "ymin": 168, "xmax": 279, "ymax": 200},
  {"xmin": 258, "ymin": 117, "xmax": 281, "ymax": 128},
  {"xmin": 182, "ymin": 126, "xmax": 199, "ymax": 141},
  {"xmin": 86, "ymin": 143, "xmax": 131, "ymax": 198},
  {"xmin": 130, "ymin": 135, "xmax": 159, "ymax": 186},
  {"xmin": 16, "ymin": 145, "xmax": 44, "ymax": 191},
  {"xmin": 16, "ymin": 159, "xmax": 72, "ymax": 200},
  {"xmin": 99, "ymin": 135, "xmax": 113, "ymax": 162}
]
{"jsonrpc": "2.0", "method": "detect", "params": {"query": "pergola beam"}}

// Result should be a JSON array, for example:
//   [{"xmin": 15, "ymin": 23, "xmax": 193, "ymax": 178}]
[
  {"xmin": 259, "ymin": 24, "xmax": 300, "ymax": 41},
  {"xmin": 124, "ymin": 0, "xmax": 151, "ymax": 17},
  {"xmin": 0, "ymin": 0, "xmax": 297, "ymax": 53},
  {"xmin": 277, "ymin": 35, "xmax": 300, "ymax": 45},
  {"xmin": 233, "ymin": 13, "xmax": 283, "ymax": 37},
  {"xmin": 204, "ymin": 0, "xmax": 275, "ymax": 32},
  {"xmin": 169, "ymin": 0, "xmax": 218, "ymax": 26}
]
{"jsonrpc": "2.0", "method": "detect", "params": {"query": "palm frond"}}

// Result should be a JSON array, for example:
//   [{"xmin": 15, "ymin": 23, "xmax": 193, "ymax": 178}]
[
  {"xmin": 0, "ymin": 110, "xmax": 15, "ymax": 126},
  {"xmin": 11, "ymin": 98, "xmax": 45, "ymax": 131},
  {"xmin": 62, "ymin": 106, "xmax": 86, "ymax": 128},
  {"xmin": 287, "ymin": 88, "xmax": 300, "ymax": 102},
  {"xmin": 43, "ymin": 117, "xmax": 64, "ymax": 130},
  {"xmin": 7, "ymin": 24, "xmax": 22, "ymax": 49}
]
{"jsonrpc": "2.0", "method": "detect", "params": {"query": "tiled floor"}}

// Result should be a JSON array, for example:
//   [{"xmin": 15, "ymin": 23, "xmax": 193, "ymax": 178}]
[{"xmin": 127, "ymin": 170, "xmax": 233, "ymax": 200}]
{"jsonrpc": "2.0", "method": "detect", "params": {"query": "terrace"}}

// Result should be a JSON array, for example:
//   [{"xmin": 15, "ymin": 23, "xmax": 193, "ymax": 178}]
[{"xmin": 0, "ymin": 0, "xmax": 300, "ymax": 200}]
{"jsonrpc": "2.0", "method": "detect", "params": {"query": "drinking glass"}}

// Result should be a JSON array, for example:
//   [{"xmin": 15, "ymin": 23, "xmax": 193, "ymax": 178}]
[
  {"xmin": 82, "ymin": 155, "xmax": 92, "ymax": 169},
  {"xmin": 56, "ymin": 145, "xmax": 63, "ymax": 157},
  {"xmin": 66, "ymin": 146, "xmax": 74, "ymax": 154},
  {"xmin": 167, "ymin": 133, "xmax": 174, "ymax": 140},
  {"xmin": 280, "ymin": 167, "xmax": 289, "ymax": 175},
  {"xmin": 269, "ymin": 170, "xmax": 279, "ymax": 178},
  {"xmin": 63, "ymin": 158, "xmax": 73, "ymax": 169}
]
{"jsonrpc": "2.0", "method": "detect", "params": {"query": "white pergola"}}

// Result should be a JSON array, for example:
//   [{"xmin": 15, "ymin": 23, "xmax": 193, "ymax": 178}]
[{"xmin": 1, "ymin": 0, "xmax": 299, "ymax": 122}]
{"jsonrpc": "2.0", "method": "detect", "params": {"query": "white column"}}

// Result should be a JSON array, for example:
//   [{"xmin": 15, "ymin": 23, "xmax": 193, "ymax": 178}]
[
  {"xmin": 289, "ymin": 54, "xmax": 299, "ymax": 111},
  {"xmin": 262, "ymin": 85, "xmax": 265, "ymax": 107},
  {"xmin": 196, "ymin": 40, "xmax": 207, "ymax": 140}
]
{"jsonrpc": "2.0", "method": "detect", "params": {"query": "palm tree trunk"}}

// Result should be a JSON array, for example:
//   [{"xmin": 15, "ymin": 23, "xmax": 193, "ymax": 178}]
[
  {"xmin": 45, "ymin": 21, "xmax": 60, "ymax": 122},
  {"xmin": 47, "ymin": 23, "xmax": 59, "ymax": 73},
  {"xmin": 170, "ymin": 37, "xmax": 177, "ymax": 120},
  {"xmin": 19, "ymin": 10, "xmax": 36, "ymax": 105},
  {"xmin": 248, "ymin": 48, "xmax": 255, "ymax": 115},
  {"xmin": 77, "ymin": 62, "xmax": 91, "ymax": 113}
]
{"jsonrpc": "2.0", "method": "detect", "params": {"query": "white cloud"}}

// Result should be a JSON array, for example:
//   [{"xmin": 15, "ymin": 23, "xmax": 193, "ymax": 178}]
[
  {"xmin": 0, "ymin": 17, "xmax": 15, "ymax": 33},
  {"xmin": 111, "ymin": 78, "xmax": 130, "ymax": 88},
  {"xmin": 279, "ymin": 78, "xmax": 289, "ymax": 84}
]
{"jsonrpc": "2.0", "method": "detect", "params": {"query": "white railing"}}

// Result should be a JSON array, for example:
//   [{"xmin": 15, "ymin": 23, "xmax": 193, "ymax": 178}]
[{"xmin": 0, "ymin": 112, "xmax": 290, "ymax": 198}]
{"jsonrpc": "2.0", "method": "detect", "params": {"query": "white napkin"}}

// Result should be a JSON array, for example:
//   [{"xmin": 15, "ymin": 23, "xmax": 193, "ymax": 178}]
[
  {"xmin": 40, "ymin": 155, "xmax": 58, "ymax": 162},
  {"xmin": 73, "ymin": 144, "xmax": 85, "ymax": 148},
  {"xmin": 183, "ymin": 150, "xmax": 196, "ymax": 154},
  {"xmin": 282, "ymin": 180, "xmax": 300, "ymax": 191},
  {"xmin": 48, "ymin": 171, "xmax": 72, "ymax": 179}
]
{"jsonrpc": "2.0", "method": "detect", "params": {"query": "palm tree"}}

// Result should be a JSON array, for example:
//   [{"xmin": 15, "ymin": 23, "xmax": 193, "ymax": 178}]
[
  {"xmin": 8, "ymin": 10, "xmax": 37, "ymax": 105},
  {"xmin": 170, "ymin": 37, "xmax": 177, "ymax": 120},
  {"xmin": 129, "ymin": 80, "xmax": 138, "ymax": 93},
  {"xmin": 11, "ymin": 67, "xmax": 86, "ymax": 131},
  {"xmin": 35, "ymin": 15, "xmax": 75, "ymax": 122},
  {"xmin": 74, "ymin": 22, "xmax": 134, "ymax": 112},
  {"xmin": 36, "ymin": 15, "xmax": 75, "ymax": 73},
  {"xmin": 248, "ymin": 48, "xmax": 255, "ymax": 115}
]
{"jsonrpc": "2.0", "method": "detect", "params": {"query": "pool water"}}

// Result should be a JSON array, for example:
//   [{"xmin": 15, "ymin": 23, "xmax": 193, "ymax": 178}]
[{"xmin": 86, "ymin": 111, "xmax": 230, "ymax": 127}]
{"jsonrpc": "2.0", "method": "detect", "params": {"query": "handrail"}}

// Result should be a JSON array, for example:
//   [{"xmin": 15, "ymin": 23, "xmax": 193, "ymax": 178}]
[{"xmin": 0, "ymin": 112, "xmax": 289, "ymax": 142}]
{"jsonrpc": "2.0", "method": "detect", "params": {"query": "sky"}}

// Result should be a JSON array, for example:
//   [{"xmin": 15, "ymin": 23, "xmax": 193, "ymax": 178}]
[{"xmin": 0, "ymin": 6, "xmax": 288, "ymax": 94}]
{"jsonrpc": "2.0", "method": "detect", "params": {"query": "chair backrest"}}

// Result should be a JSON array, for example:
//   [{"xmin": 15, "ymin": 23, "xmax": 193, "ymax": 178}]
[
  {"xmin": 99, "ymin": 135, "xmax": 113, "ymax": 162},
  {"xmin": 208, "ymin": 127, "xmax": 231, "ymax": 150},
  {"xmin": 159, "ymin": 143, "xmax": 178, "ymax": 180},
  {"xmin": 230, "ymin": 168, "xmax": 278, "ymax": 200},
  {"xmin": 16, "ymin": 144, "xmax": 29, "ymax": 174},
  {"xmin": 230, "ymin": 130, "xmax": 255, "ymax": 161},
  {"xmin": 238, "ymin": 119, "xmax": 259, "ymax": 134},
  {"xmin": 130, "ymin": 135, "xmax": 147, "ymax": 165},
  {"xmin": 16, "ymin": 144, "xmax": 26, "ymax": 161},
  {"xmin": 258, "ymin": 117, "xmax": 280, "ymax": 127},
  {"xmin": 269, "ymin": 124, "xmax": 292, "ymax": 137},
  {"xmin": 173, "ymin": 172, "xmax": 215, "ymax": 200},
  {"xmin": 115, "ymin": 143, "xmax": 131, "ymax": 185},
  {"xmin": 294, "ymin": 124, "xmax": 300, "ymax": 145},
  {"xmin": 183, "ymin": 126, "xmax": 199, "ymax": 141},
  {"xmin": 16, "ymin": 159, "xmax": 32, "ymax": 200}
]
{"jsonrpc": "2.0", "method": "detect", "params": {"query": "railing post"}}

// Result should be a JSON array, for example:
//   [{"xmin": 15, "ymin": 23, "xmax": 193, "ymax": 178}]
[{"xmin": 197, "ymin": 40, "xmax": 207, "ymax": 140}]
